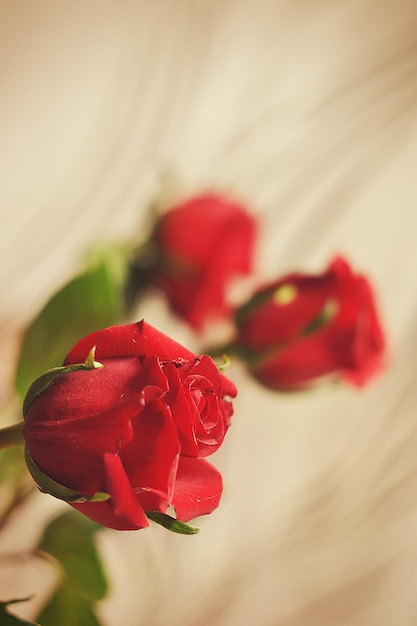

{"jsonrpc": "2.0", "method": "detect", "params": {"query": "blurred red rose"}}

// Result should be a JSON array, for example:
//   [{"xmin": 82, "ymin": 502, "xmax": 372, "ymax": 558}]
[
  {"xmin": 128, "ymin": 193, "xmax": 257, "ymax": 330},
  {"xmin": 233, "ymin": 256, "xmax": 386, "ymax": 390},
  {"xmin": 23, "ymin": 321, "xmax": 237, "ymax": 530}
]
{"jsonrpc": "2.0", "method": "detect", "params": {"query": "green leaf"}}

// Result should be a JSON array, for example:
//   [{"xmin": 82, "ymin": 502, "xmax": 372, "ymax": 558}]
[
  {"xmin": 0, "ymin": 600, "xmax": 39, "ymax": 625},
  {"xmin": 146, "ymin": 511, "xmax": 200, "ymax": 534},
  {"xmin": 37, "ymin": 588, "xmax": 102, "ymax": 626},
  {"xmin": 15, "ymin": 247, "xmax": 128, "ymax": 400},
  {"xmin": 35, "ymin": 511, "xmax": 108, "ymax": 626},
  {"xmin": 38, "ymin": 511, "xmax": 108, "ymax": 602}
]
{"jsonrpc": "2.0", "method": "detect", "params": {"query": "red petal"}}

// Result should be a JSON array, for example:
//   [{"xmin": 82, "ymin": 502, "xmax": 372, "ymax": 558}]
[
  {"xmin": 236, "ymin": 273, "xmax": 336, "ymax": 351},
  {"xmin": 162, "ymin": 357, "xmax": 234, "ymax": 458},
  {"xmin": 103, "ymin": 452, "xmax": 149, "ymax": 527},
  {"xmin": 24, "ymin": 403, "xmax": 140, "ymax": 496},
  {"xmin": 254, "ymin": 333, "xmax": 342, "ymax": 390},
  {"xmin": 155, "ymin": 193, "xmax": 256, "ymax": 329},
  {"xmin": 171, "ymin": 457, "xmax": 223, "ymax": 522},
  {"xmin": 71, "ymin": 452, "xmax": 149, "ymax": 530},
  {"xmin": 156, "ymin": 193, "xmax": 255, "ymax": 274},
  {"xmin": 64, "ymin": 320, "xmax": 196, "ymax": 365},
  {"xmin": 123, "ymin": 399, "xmax": 180, "ymax": 513},
  {"xmin": 162, "ymin": 362, "xmax": 199, "ymax": 457},
  {"xmin": 253, "ymin": 272, "xmax": 386, "ymax": 390}
]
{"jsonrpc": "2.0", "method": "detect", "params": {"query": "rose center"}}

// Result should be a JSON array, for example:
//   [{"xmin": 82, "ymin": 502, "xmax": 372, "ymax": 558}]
[{"xmin": 190, "ymin": 387, "xmax": 217, "ymax": 430}]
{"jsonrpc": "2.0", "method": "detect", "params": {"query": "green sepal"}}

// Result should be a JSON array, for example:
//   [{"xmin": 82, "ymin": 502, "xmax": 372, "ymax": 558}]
[
  {"xmin": 234, "ymin": 286, "xmax": 274, "ymax": 326},
  {"xmin": 302, "ymin": 298, "xmax": 339, "ymax": 336},
  {"xmin": 146, "ymin": 511, "xmax": 200, "ymax": 534},
  {"xmin": 23, "ymin": 348, "xmax": 102, "ymax": 418},
  {"xmin": 217, "ymin": 354, "xmax": 230, "ymax": 373},
  {"xmin": 25, "ymin": 449, "xmax": 110, "ymax": 504}
]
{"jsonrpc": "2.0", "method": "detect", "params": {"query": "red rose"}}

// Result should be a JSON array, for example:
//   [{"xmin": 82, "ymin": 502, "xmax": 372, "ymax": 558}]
[
  {"xmin": 233, "ymin": 256, "xmax": 386, "ymax": 390},
  {"xmin": 23, "ymin": 321, "xmax": 237, "ymax": 530},
  {"xmin": 129, "ymin": 193, "xmax": 257, "ymax": 330}
]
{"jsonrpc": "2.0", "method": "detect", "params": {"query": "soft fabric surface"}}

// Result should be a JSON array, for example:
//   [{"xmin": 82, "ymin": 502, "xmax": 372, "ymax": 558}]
[{"xmin": 1, "ymin": 1, "xmax": 417, "ymax": 624}]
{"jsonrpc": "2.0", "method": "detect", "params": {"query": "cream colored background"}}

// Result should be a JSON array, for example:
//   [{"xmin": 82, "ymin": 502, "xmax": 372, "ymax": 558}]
[{"xmin": 1, "ymin": 1, "xmax": 417, "ymax": 625}]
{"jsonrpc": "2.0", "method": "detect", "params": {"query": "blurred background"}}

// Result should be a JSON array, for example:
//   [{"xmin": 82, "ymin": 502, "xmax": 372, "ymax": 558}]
[{"xmin": 1, "ymin": 1, "xmax": 417, "ymax": 624}]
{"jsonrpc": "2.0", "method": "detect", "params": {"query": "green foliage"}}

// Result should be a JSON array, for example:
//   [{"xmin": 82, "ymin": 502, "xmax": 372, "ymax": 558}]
[
  {"xmin": 37, "ymin": 590, "xmax": 101, "ymax": 626},
  {"xmin": 36, "ymin": 511, "xmax": 108, "ymax": 626},
  {"xmin": 39, "ymin": 511, "xmax": 108, "ymax": 600},
  {"xmin": 15, "ymin": 246, "xmax": 128, "ymax": 400},
  {"xmin": 0, "ymin": 600, "xmax": 39, "ymax": 625}
]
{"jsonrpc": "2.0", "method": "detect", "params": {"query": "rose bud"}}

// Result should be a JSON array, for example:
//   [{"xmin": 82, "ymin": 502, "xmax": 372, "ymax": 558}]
[
  {"xmin": 232, "ymin": 256, "xmax": 386, "ymax": 390},
  {"xmin": 22, "ymin": 321, "xmax": 237, "ymax": 531},
  {"xmin": 126, "ymin": 192, "xmax": 257, "ymax": 330}
]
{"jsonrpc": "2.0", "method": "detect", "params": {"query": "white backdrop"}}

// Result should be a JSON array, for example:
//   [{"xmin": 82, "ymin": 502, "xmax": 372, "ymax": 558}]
[{"xmin": 1, "ymin": 1, "xmax": 417, "ymax": 625}]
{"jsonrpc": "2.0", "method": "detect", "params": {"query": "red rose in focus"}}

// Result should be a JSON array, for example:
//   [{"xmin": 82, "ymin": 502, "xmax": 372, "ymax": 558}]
[
  {"xmin": 128, "ymin": 193, "xmax": 257, "ymax": 330},
  {"xmin": 233, "ymin": 256, "xmax": 386, "ymax": 390},
  {"xmin": 23, "ymin": 321, "xmax": 237, "ymax": 530}
]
